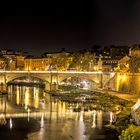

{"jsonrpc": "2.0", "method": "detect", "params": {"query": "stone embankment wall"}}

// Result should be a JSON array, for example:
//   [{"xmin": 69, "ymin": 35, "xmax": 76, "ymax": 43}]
[{"xmin": 108, "ymin": 73, "xmax": 140, "ymax": 95}]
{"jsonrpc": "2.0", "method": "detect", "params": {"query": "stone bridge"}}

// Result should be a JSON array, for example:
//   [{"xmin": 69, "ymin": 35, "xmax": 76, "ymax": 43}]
[{"xmin": 0, "ymin": 70, "xmax": 115, "ymax": 90}]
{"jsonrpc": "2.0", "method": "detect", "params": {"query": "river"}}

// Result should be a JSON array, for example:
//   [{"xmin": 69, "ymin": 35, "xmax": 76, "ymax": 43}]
[{"xmin": 0, "ymin": 85, "xmax": 118, "ymax": 140}]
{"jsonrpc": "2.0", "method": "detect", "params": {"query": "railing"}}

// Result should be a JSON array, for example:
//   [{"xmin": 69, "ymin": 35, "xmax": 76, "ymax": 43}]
[{"xmin": 0, "ymin": 70, "xmax": 114, "ymax": 74}]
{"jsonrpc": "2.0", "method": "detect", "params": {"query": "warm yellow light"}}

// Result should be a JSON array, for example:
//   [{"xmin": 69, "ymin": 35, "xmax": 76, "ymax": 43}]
[
  {"xmin": 97, "ymin": 111, "xmax": 102, "ymax": 129},
  {"xmin": 25, "ymin": 90, "xmax": 29, "ymax": 109},
  {"xmin": 116, "ymin": 73, "xmax": 121, "ymax": 91},
  {"xmin": 118, "ymin": 74, "xmax": 127, "ymax": 81},
  {"xmin": 122, "ymin": 75, "xmax": 126, "ymax": 81},
  {"xmin": 34, "ymin": 92, "xmax": 39, "ymax": 109},
  {"xmin": 92, "ymin": 110, "xmax": 96, "ymax": 128},
  {"xmin": 110, "ymin": 112, "xmax": 113, "ymax": 123},
  {"xmin": 16, "ymin": 90, "xmax": 20, "ymax": 105},
  {"xmin": 93, "ymin": 66, "xmax": 97, "ymax": 71}
]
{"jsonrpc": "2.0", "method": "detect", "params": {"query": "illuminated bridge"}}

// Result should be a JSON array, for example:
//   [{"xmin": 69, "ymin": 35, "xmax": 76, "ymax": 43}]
[{"xmin": 0, "ymin": 70, "xmax": 116, "ymax": 90}]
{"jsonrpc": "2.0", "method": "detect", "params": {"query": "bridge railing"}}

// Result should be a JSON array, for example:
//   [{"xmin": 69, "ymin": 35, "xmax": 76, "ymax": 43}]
[{"xmin": 0, "ymin": 70, "xmax": 115, "ymax": 74}]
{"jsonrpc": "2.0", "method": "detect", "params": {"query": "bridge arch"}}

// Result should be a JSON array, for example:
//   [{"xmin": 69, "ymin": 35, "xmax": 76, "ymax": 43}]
[
  {"xmin": 7, "ymin": 76, "xmax": 49, "ymax": 83},
  {"xmin": 6, "ymin": 75, "xmax": 51, "ymax": 90},
  {"xmin": 58, "ymin": 74, "xmax": 101, "ymax": 84},
  {"xmin": 60, "ymin": 76, "xmax": 99, "ymax": 84},
  {"xmin": 59, "ymin": 75, "xmax": 100, "ymax": 90}
]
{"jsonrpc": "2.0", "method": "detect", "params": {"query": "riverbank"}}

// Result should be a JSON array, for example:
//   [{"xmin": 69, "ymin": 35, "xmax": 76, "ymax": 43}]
[
  {"xmin": 49, "ymin": 89, "xmax": 134, "ymax": 113},
  {"xmin": 107, "ymin": 90, "xmax": 138, "ymax": 102},
  {"xmin": 96, "ymin": 89, "xmax": 139, "ymax": 138},
  {"xmin": 92, "ymin": 88, "xmax": 138, "ymax": 102}
]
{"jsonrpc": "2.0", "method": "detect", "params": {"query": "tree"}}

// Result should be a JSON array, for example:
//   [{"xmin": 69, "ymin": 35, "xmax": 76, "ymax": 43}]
[
  {"xmin": 56, "ymin": 52, "xmax": 72, "ymax": 71},
  {"xmin": 50, "ymin": 52, "xmax": 72, "ymax": 71},
  {"xmin": 69, "ymin": 52, "xmax": 83, "ymax": 71},
  {"xmin": 69, "ymin": 51, "xmax": 96, "ymax": 71},
  {"xmin": 119, "ymin": 125, "xmax": 140, "ymax": 140},
  {"xmin": 1, "ymin": 57, "xmax": 14, "ymax": 70},
  {"xmin": 80, "ymin": 52, "xmax": 96, "ymax": 71}
]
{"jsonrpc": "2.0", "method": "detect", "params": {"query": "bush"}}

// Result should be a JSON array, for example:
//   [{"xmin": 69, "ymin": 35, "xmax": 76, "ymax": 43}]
[
  {"xmin": 119, "ymin": 125, "xmax": 140, "ymax": 140},
  {"xmin": 115, "ymin": 111, "xmax": 131, "ymax": 133}
]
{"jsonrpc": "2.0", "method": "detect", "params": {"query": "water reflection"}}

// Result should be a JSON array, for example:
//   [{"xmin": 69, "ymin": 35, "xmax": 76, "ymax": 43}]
[
  {"xmin": 9, "ymin": 118, "xmax": 13, "ymax": 129},
  {"xmin": 8, "ymin": 86, "xmax": 43, "ymax": 110},
  {"xmin": 92, "ymin": 110, "xmax": 96, "ymax": 128},
  {"xmin": 79, "ymin": 111, "xmax": 86, "ymax": 140},
  {"xmin": 16, "ymin": 87, "xmax": 20, "ymax": 105},
  {"xmin": 27, "ymin": 108, "xmax": 30, "ymax": 122},
  {"xmin": 97, "ymin": 111, "xmax": 102, "ymax": 129},
  {"xmin": 40, "ymin": 113, "xmax": 44, "ymax": 128},
  {"xmin": 0, "ymin": 85, "xmax": 117, "ymax": 140},
  {"xmin": 109, "ymin": 111, "xmax": 116, "ymax": 125}
]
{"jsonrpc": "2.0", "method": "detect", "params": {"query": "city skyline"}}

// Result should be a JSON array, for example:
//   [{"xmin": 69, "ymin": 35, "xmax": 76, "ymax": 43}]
[{"xmin": 0, "ymin": 1, "xmax": 140, "ymax": 55}]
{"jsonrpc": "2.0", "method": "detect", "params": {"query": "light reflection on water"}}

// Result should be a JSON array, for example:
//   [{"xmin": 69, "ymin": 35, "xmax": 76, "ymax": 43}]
[{"xmin": 0, "ymin": 85, "xmax": 117, "ymax": 140}]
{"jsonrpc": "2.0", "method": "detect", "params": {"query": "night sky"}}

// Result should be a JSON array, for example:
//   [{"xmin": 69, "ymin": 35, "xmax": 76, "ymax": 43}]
[{"xmin": 0, "ymin": 1, "xmax": 140, "ymax": 55}]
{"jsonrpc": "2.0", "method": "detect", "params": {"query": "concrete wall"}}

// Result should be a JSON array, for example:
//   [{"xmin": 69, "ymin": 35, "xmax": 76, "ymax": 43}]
[{"xmin": 109, "ymin": 73, "xmax": 140, "ymax": 95}]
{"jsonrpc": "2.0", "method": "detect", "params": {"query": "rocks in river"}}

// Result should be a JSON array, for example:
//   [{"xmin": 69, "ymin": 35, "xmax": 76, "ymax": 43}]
[{"xmin": 49, "ymin": 90, "xmax": 133, "ymax": 113}]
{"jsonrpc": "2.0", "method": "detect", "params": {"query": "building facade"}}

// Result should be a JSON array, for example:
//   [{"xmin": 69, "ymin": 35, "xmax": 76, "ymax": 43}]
[
  {"xmin": 130, "ymin": 46, "xmax": 140, "ymax": 57},
  {"xmin": 16, "ymin": 55, "xmax": 25, "ymax": 70},
  {"xmin": 24, "ymin": 57, "xmax": 49, "ymax": 70}
]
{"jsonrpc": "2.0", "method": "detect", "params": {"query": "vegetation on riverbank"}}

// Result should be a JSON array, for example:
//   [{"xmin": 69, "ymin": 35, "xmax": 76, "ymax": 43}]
[
  {"xmin": 115, "ymin": 109, "xmax": 140, "ymax": 140},
  {"xmin": 119, "ymin": 125, "xmax": 140, "ymax": 140},
  {"xmin": 114, "ymin": 110, "xmax": 131, "ymax": 133}
]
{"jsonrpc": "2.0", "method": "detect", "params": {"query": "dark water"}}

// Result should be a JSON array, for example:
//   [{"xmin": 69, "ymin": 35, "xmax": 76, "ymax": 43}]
[{"xmin": 0, "ymin": 85, "xmax": 118, "ymax": 140}]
